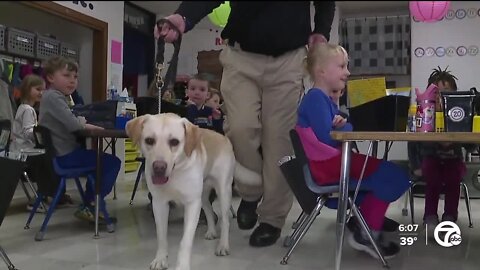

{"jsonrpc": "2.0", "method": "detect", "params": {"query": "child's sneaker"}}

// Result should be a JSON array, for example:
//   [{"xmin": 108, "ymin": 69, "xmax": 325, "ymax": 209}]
[
  {"xmin": 348, "ymin": 229, "xmax": 400, "ymax": 259},
  {"xmin": 74, "ymin": 204, "xmax": 95, "ymax": 222}
]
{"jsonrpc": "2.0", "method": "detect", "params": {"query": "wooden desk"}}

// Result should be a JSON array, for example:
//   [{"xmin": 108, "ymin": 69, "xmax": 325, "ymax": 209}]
[
  {"xmin": 331, "ymin": 131, "xmax": 480, "ymax": 143},
  {"xmin": 329, "ymin": 131, "xmax": 480, "ymax": 270},
  {"xmin": 77, "ymin": 129, "xmax": 128, "ymax": 238}
]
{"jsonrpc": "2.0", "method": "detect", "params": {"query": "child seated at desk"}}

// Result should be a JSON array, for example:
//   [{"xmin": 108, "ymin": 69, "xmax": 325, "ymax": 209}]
[
  {"xmin": 185, "ymin": 74, "xmax": 223, "ymax": 134},
  {"xmin": 297, "ymin": 43, "xmax": 410, "ymax": 259},
  {"xmin": 38, "ymin": 56, "xmax": 120, "ymax": 223},
  {"xmin": 409, "ymin": 67, "xmax": 471, "ymax": 233}
]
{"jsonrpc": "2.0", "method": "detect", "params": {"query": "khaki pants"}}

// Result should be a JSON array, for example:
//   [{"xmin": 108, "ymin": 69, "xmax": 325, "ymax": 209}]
[{"xmin": 219, "ymin": 44, "xmax": 306, "ymax": 228}]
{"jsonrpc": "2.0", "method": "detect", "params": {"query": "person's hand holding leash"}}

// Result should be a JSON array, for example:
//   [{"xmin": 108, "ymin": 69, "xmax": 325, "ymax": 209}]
[
  {"xmin": 156, "ymin": 14, "xmax": 185, "ymax": 43},
  {"xmin": 308, "ymin": 33, "xmax": 328, "ymax": 48}
]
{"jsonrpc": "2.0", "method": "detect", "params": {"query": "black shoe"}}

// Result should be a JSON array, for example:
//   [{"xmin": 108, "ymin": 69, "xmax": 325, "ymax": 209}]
[
  {"xmin": 347, "ymin": 216, "xmax": 399, "ymax": 233},
  {"xmin": 348, "ymin": 230, "xmax": 400, "ymax": 259},
  {"xmin": 237, "ymin": 199, "xmax": 260, "ymax": 230},
  {"xmin": 382, "ymin": 217, "xmax": 400, "ymax": 232},
  {"xmin": 249, "ymin": 223, "xmax": 281, "ymax": 247}
]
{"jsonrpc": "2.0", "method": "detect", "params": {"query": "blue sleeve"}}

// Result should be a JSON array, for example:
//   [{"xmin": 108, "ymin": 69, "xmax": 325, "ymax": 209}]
[
  {"xmin": 336, "ymin": 122, "xmax": 353, "ymax": 132},
  {"xmin": 302, "ymin": 92, "xmax": 339, "ymax": 147}
]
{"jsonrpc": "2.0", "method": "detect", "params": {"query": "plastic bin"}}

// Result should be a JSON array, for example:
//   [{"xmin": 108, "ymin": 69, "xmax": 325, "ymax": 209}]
[
  {"xmin": 6, "ymin": 27, "xmax": 35, "ymax": 58},
  {"xmin": 60, "ymin": 42, "xmax": 79, "ymax": 62},
  {"xmin": 0, "ymin": 24, "xmax": 5, "ymax": 52},
  {"xmin": 36, "ymin": 34, "xmax": 60, "ymax": 60}
]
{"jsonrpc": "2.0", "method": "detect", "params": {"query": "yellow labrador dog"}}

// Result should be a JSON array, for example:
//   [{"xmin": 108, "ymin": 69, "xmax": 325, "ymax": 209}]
[{"xmin": 126, "ymin": 113, "xmax": 261, "ymax": 270}]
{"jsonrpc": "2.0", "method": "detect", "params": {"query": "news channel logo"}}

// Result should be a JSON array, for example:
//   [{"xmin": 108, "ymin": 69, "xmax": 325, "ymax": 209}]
[
  {"xmin": 398, "ymin": 222, "xmax": 462, "ymax": 248},
  {"xmin": 434, "ymin": 221, "xmax": 462, "ymax": 247}
]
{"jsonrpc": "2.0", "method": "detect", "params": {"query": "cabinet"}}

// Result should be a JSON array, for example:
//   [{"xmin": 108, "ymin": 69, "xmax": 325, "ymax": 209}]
[{"xmin": 197, "ymin": 50, "xmax": 223, "ymax": 90}]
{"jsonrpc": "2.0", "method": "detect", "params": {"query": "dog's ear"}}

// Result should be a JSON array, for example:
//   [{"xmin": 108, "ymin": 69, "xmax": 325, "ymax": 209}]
[
  {"xmin": 125, "ymin": 115, "xmax": 149, "ymax": 145},
  {"xmin": 182, "ymin": 118, "xmax": 201, "ymax": 157}
]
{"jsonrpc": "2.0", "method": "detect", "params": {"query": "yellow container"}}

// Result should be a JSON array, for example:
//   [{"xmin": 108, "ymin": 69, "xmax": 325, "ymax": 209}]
[
  {"xmin": 473, "ymin": 116, "xmax": 480, "ymax": 132},
  {"xmin": 125, "ymin": 161, "xmax": 140, "ymax": 173},
  {"xmin": 435, "ymin": 112, "xmax": 444, "ymax": 132},
  {"xmin": 125, "ymin": 141, "xmax": 137, "ymax": 152},
  {"xmin": 125, "ymin": 151, "xmax": 139, "ymax": 162}
]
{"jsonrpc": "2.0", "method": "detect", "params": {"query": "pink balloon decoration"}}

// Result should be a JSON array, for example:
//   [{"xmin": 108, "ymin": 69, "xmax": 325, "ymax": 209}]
[{"xmin": 409, "ymin": 1, "xmax": 451, "ymax": 22}]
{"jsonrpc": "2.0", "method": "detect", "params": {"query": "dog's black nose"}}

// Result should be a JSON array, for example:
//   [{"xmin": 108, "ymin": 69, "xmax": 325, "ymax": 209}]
[{"xmin": 152, "ymin": 160, "xmax": 167, "ymax": 176}]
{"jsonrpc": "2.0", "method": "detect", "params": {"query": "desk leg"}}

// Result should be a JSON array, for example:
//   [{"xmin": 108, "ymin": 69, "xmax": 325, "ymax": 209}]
[
  {"xmin": 112, "ymin": 138, "xmax": 117, "ymax": 200},
  {"xmin": 372, "ymin": 141, "xmax": 378, "ymax": 158},
  {"xmin": 335, "ymin": 141, "xmax": 352, "ymax": 270},
  {"xmin": 94, "ymin": 137, "xmax": 103, "ymax": 239}
]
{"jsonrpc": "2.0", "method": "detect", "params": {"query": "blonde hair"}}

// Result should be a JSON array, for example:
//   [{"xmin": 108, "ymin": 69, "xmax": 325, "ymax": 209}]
[
  {"xmin": 208, "ymin": 88, "xmax": 222, "ymax": 102},
  {"xmin": 305, "ymin": 43, "xmax": 349, "ymax": 78},
  {"xmin": 162, "ymin": 88, "xmax": 176, "ymax": 101},
  {"xmin": 19, "ymin": 74, "xmax": 45, "ymax": 102}
]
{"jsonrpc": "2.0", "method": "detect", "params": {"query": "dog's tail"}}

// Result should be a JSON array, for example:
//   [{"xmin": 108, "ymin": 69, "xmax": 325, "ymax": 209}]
[{"xmin": 234, "ymin": 161, "xmax": 262, "ymax": 186}]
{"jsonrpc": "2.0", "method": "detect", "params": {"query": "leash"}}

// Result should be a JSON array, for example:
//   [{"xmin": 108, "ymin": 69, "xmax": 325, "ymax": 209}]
[{"xmin": 154, "ymin": 18, "xmax": 183, "ymax": 114}]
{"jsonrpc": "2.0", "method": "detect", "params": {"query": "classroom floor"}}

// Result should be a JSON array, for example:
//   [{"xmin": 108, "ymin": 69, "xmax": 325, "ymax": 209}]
[{"xmin": 2, "ymin": 178, "xmax": 480, "ymax": 270}]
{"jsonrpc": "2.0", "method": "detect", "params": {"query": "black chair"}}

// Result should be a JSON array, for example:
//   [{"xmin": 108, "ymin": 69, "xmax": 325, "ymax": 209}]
[
  {"xmin": 278, "ymin": 129, "xmax": 387, "ymax": 266},
  {"xmin": 0, "ymin": 120, "xmax": 41, "ymax": 206},
  {"xmin": 129, "ymin": 156, "xmax": 146, "ymax": 205},
  {"xmin": 0, "ymin": 120, "xmax": 12, "ymax": 154},
  {"xmin": 0, "ymin": 154, "xmax": 27, "ymax": 270}
]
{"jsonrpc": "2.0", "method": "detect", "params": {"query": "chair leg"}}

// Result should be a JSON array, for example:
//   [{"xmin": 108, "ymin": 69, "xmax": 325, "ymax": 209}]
[
  {"xmin": 0, "ymin": 245, "xmax": 18, "ymax": 270},
  {"xmin": 281, "ymin": 197, "xmax": 326, "ymax": 265},
  {"xmin": 292, "ymin": 211, "xmax": 308, "ymax": 230},
  {"xmin": 402, "ymin": 189, "xmax": 409, "ymax": 216},
  {"xmin": 35, "ymin": 178, "xmax": 66, "ymax": 241},
  {"xmin": 284, "ymin": 211, "xmax": 308, "ymax": 247},
  {"xmin": 99, "ymin": 198, "xmax": 115, "ymax": 233},
  {"xmin": 74, "ymin": 178, "xmax": 88, "ymax": 205},
  {"xmin": 349, "ymin": 199, "xmax": 388, "ymax": 268},
  {"xmin": 24, "ymin": 192, "xmax": 45, "ymax": 229},
  {"xmin": 23, "ymin": 172, "xmax": 47, "ymax": 213},
  {"xmin": 409, "ymin": 184, "xmax": 415, "ymax": 224},
  {"xmin": 461, "ymin": 183, "xmax": 473, "ymax": 228},
  {"xmin": 19, "ymin": 176, "xmax": 33, "ymax": 203},
  {"xmin": 129, "ymin": 160, "xmax": 145, "ymax": 205}
]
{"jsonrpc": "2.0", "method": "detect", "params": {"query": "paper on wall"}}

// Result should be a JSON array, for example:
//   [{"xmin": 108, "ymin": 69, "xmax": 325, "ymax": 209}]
[{"xmin": 347, "ymin": 77, "xmax": 387, "ymax": 107}]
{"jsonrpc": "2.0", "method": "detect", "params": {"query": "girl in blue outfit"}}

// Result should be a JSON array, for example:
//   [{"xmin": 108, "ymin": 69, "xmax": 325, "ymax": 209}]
[{"xmin": 296, "ymin": 43, "xmax": 410, "ymax": 259}]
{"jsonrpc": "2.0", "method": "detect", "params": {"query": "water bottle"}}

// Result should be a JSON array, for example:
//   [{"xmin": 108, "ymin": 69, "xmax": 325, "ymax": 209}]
[
  {"xmin": 415, "ymin": 84, "xmax": 438, "ymax": 132},
  {"xmin": 107, "ymin": 82, "xmax": 117, "ymax": 100},
  {"xmin": 407, "ymin": 104, "xmax": 417, "ymax": 132}
]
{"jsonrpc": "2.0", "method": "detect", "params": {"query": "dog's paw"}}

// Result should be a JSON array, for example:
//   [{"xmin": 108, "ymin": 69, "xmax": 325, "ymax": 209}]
[
  {"xmin": 150, "ymin": 257, "xmax": 169, "ymax": 270},
  {"xmin": 204, "ymin": 230, "xmax": 218, "ymax": 240},
  {"xmin": 215, "ymin": 243, "xmax": 230, "ymax": 256}
]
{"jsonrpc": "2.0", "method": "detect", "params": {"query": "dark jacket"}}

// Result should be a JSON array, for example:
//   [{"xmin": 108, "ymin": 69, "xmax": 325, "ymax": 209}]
[
  {"xmin": 186, "ymin": 104, "xmax": 224, "ymax": 134},
  {"xmin": 176, "ymin": 1, "xmax": 336, "ymax": 57}
]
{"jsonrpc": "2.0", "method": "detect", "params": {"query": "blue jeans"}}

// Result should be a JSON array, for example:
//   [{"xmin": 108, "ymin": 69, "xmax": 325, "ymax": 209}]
[{"xmin": 56, "ymin": 148, "xmax": 121, "ymax": 203}]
